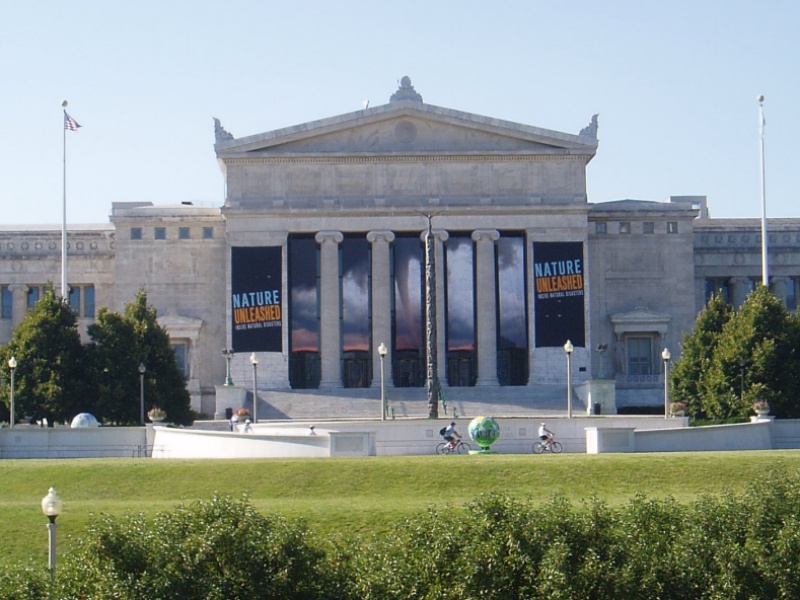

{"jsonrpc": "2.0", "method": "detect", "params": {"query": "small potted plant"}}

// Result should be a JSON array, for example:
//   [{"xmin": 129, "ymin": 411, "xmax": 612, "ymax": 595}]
[
  {"xmin": 669, "ymin": 401, "xmax": 687, "ymax": 416},
  {"xmin": 235, "ymin": 408, "xmax": 250, "ymax": 419},
  {"xmin": 147, "ymin": 407, "xmax": 167, "ymax": 422},
  {"xmin": 752, "ymin": 400, "xmax": 770, "ymax": 416}
]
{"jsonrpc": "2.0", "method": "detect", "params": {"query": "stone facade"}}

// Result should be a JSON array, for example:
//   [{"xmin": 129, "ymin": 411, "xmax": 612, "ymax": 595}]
[{"xmin": 2, "ymin": 79, "xmax": 799, "ymax": 418}]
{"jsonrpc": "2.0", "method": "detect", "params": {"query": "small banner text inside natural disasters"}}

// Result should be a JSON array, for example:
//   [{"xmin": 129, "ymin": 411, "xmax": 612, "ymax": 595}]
[
  {"xmin": 231, "ymin": 246, "xmax": 282, "ymax": 352},
  {"xmin": 533, "ymin": 242, "xmax": 585, "ymax": 348}
]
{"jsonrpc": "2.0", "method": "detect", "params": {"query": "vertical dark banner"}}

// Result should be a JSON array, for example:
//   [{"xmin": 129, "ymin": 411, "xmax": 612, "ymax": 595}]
[
  {"xmin": 533, "ymin": 242, "xmax": 585, "ymax": 348},
  {"xmin": 231, "ymin": 246, "xmax": 283, "ymax": 353}
]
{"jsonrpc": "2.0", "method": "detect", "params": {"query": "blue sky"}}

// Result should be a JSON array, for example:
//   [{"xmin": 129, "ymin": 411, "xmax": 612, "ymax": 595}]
[{"xmin": 1, "ymin": 0, "xmax": 797, "ymax": 224}]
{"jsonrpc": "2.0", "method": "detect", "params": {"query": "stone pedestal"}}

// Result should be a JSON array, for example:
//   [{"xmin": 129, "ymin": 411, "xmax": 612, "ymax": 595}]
[
  {"xmin": 214, "ymin": 385, "xmax": 247, "ymax": 420},
  {"xmin": 577, "ymin": 379, "xmax": 617, "ymax": 415}
]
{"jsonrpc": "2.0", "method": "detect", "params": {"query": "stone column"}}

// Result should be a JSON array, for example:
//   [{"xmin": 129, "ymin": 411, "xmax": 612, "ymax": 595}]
[
  {"xmin": 434, "ymin": 230, "xmax": 449, "ymax": 387},
  {"xmin": 9, "ymin": 284, "xmax": 28, "ymax": 331},
  {"xmin": 472, "ymin": 229, "xmax": 500, "ymax": 386},
  {"xmin": 367, "ymin": 230, "xmax": 395, "ymax": 387},
  {"xmin": 730, "ymin": 277, "xmax": 749, "ymax": 308},
  {"xmin": 315, "ymin": 231, "xmax": 343, "ymax": 388}
]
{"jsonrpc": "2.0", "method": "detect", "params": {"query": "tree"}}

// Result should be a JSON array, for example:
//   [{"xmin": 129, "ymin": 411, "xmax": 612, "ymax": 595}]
[
  {"xmin": 88, "ymin": 290, "xmax": 193, "ymax": 425},
  {"xmin": 0, "ymin": 287, "xmax": 88, "ymax": 424},
  {"xmin": 669, "ymin": 293, "xmax": 733, "ymax": 420}
]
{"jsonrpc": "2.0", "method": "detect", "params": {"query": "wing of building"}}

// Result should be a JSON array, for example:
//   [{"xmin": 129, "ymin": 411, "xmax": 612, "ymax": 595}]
[{"xmin": 2, "ymin": 77, "xmax": 798, "ymax": 419}]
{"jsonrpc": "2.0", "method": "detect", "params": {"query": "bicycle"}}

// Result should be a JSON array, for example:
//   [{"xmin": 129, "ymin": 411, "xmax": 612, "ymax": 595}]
[
  {"xmin": 532, "ymin": 440, "xmax": 563, "ymax": 454},
  {"xmin": 436, "ymin": 440, "xmax": 471, "ymax": 455}
]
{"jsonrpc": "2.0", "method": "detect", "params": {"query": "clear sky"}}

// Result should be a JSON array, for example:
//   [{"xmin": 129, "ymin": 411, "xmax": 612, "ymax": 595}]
[{"xmin": 1, "ymin": 0, "xmax": 797, "ymax": 225}]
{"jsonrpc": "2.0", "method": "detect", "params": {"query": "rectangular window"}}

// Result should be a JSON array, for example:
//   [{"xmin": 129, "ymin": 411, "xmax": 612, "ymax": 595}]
[
  {"xmin": 595, "ymin": 222, "xmax": 607, "ymax": 234},
  {"xmin": 203, "ymin": 227, "xmax": 214, "ymax": 239},
  {"xmin": 627, "ymin": 337, "xmax": 652, "ymax": 375},
  {"xmin": 643, "ymin": 222, "xmax": 655, "ymax": 234},
  {"xmin": 155, "ymin": 227, "xmax": 166, "ymax": 240},
  {"xmin": 172, "ymin": 343, "xmax": 188, "ymax": 380},
  {"xmin": 667, "ymin": 222, "xmax": 678, "ymax": 234},
  {"xmin": 179, "ymin": 227, "xmax": 190, "ymax": 240},
  {"xmin": 84, "ymin": 285, "xmax": 95, "ymax": 318},
  {"xmin": 27, "ymin": 286, "xmax": 40, "ymax": 310},
  {"xmin": 786, "ymin": 278, "xmax": 797, "ymax": 312},
  {"xmin": 1, "ymin": 286, "xmax": 11, "ymax": 319},
  {"xmin": 619, "ymin": 222, "xmax": 631, "ymax": 234},
  {"xmin": 68, "ymin": 286, "xmax": 80, "ymax": 314},
  {"xmin": 131, "ymin": 227, "xmax": 142, "ymax": 240},
  {"xmin": 705, "ymin": 278, "xmax": 731, "ymax": 303}
]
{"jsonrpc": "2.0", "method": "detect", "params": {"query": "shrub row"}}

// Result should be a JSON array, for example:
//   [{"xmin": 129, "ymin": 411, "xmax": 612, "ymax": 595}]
[{"xmin": 4, "ymin": 472, "xmax": 800, "ymax": 599}]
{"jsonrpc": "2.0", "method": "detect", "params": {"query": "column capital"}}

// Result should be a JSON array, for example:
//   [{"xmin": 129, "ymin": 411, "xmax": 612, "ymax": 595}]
[
  {"xmin": 471, "ymin": 229, "xmax": 500, "ymax": 243},
  {"xmin": 7, "ymin": 283, "xmax": 30, "ymax": 293},
  {"xmin": 419, "ymin": 229, "xmax": 449, "ymax": 243},
  {"xmin": 315, "ymin": 231, "xmax": 344, "ymax": 245},
  {"xmin": 366, "ymin": 230, "xmax": 395, "ymax": 244}
]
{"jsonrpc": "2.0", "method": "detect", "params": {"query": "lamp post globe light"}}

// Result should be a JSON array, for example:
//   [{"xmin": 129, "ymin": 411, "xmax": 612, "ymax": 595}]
[
  {"xmin": 41, "ymin": 487, "xmax": 63, "ymax": 575},
  {"xmin": 564, "ymin": 340, "xmax": 573, "ymax": 419},
  {"xmin": 138, "ymin": 363, "xmax": 146, "ymax": 425},
  {"xmin": 378, "ymin": 342, "xmax": 388, "ymax": 421},
  {"xmin": 250, "ymin": 352, "xmax": 258, "ymax": 423},
  {"xmin": 8, "ymin": 356, "xmax": 17, "ymax": 428},
  {"xmin": 662, "ymin": 347, "xmax": 671, "ymax": 419}
]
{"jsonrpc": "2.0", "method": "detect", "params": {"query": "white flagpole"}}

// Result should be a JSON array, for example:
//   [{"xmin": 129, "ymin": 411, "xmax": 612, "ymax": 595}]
[
  {"xmin": 61, "ymin": 100, "xmax": 68, "ymax": 301},
  {"xmin": 758, "ymin": 94, "xmax": 768, "ymax": 287}
]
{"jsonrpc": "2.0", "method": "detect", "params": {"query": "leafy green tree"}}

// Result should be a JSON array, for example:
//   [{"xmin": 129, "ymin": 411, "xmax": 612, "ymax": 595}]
[
  {"xmin": 704, "ymin": 285, "xmax": 800, "ymax": 419},
  {"xmin": 669, "ymin": 293, "xmax": 733, "ymax": 419},
  {"xmin": 88, "ymin": 290, "xmax": 193, "ymax": 425},
  {"xmin": 0, "ymin": 287, "xmax": 88, "ymax": 424}
]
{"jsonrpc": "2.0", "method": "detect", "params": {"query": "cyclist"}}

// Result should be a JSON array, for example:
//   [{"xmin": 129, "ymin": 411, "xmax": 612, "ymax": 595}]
[
  {"xmin": 442, "ymin": 421, "xmax": 462, "ymax": 451},
  {"xmin": 538, "ymin": 422, "xmax": 555, "ymax": 450}
]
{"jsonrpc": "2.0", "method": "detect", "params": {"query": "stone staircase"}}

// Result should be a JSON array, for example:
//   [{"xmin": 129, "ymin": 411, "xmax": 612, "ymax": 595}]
[{"xmin": 253, "ymin": 384, "xmax": 583, "ymax": 421}]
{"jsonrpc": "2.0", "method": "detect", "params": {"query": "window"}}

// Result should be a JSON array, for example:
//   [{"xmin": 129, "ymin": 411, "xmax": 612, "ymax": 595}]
[
  {"xmin": 595, "ymin": 222, "xmax": 607, "ymax": 234},
  {"xmin": 203, "ymin": 227, "xmax": 214, "ymax": 239},
  {"xmin": 68, "ymin": 286, "xmax": 80, "ymax": 314},
  {"xmin": 786, "ymin": 278, "xmax": 797, "ymax": 312},
  {"xmin": 27, "ymin": 286, "xmax": 40, "ymax": 310},
  {"xmin": 705, "ymin": 278, "xmax": 731, "ymax": 303},
  {"xmin": 627, "ymin": 337, "xmax": 652, "ymax": 375},
  {"xmin": 155, "ymin": 227, "xmax": 166, "ymax": 240},
  {"xmin": 84, "ymin": 285, "xmax": 95, "ymax": 318},
  {"xmin": 643, "ymin": 222, "xmax": 655, "ymax": 234},
  {"xmin": 172, "ymin": 343, "xmax": 188, "ymax": 380},
  {"xmin": 131, "ymin": 227, "xmax": 142, "ymax": 240},
  {"xmin": 1, "ymin": 286, "xmax": 11, "ymax": 319},
  {"xmin": 667, "ymin": 222, "xmax": 678, "ymax": 234},
  {"xmin": 179, "ymin": 227, "xmax": 190, "ymax": 240},
  {"xmin": 619, "ymin": 222, "xmax": 631, "ymax": 234}
]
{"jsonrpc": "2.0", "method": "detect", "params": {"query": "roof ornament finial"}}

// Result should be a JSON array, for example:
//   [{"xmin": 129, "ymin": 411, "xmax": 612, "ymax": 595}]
[
  {"xmin": 213, "ymin": 117, "xmax": 234, "ymax": 143},
  {"xmin": 390, "ymin": 76, "xmax": 423, "ymax": 103},
  {"xmin": 579, "ymin": 114, "xmax": 599, "ymax": 139}
]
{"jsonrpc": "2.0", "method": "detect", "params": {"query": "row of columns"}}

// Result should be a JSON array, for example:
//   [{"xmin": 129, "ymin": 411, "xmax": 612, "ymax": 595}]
[{"xmin": 313, "ymin": 229, "xmax": 502, "ymax": 389}]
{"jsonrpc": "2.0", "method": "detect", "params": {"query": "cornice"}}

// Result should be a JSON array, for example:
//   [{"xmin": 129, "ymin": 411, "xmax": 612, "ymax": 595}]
[{"xmin": 221, "ymin": 154, "xmax": 593, "ymax": 166}]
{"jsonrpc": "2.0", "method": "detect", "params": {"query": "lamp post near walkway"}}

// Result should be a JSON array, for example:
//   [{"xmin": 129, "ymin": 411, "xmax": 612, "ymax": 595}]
[
  {"xmin": 564, "ymin": 340, "xmax": 573, "ymax": 419},
  {"xmin": 41, "ymin": 487, "xmax": 63, "ymax": 577},
  {"xmin": 250, "ymin": 353, "xmax": 258, "ymax": 423},
  {"xmin": 378, "ymin": 342, "xmax": 388, "ymax": 420},
  {"xmin": 8, "ymin": 356, "xmax": 16, "ymax": 428},
  {"xmin": 138, "ymin": 363, "xmax": 146, "ymax": 425},
  {"xmin": 662, "ymin": 348, "xmax": 671, "ymax": 419}
]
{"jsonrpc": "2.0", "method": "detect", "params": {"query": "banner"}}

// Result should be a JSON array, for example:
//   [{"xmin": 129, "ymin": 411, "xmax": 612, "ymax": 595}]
[
  {"xmin": 533, "ymin": 242, "xmax": 585, "ymax": 348},
  {"xmin": 231, "ymin": 246, "xmax": 283, "ymax": 352}
]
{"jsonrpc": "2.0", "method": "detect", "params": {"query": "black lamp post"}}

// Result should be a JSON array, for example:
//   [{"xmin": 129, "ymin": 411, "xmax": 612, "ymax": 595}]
[
  {"xmin": 250, "ymin": 353, "xmax": 258, "ymax": 423},
  {"xmin": 222, "ymin": 348, "xmax": 235, "ymax": 386},
  {"xmin": 564, "ymin": 340, "xmax": 573, "ymax": 418},
  {"xmin": 138, "ymin": 363, "xmax": 146, "ymax": 425},
  {"xmin": 8, "ymin": 356, "xmax": 16, "ymax": 428}
]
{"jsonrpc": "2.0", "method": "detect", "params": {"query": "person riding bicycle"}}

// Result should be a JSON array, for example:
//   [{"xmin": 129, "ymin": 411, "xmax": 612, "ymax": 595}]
[
  {"xmin": 442, "ymin": 421, "xmax": 462, "ymax": 450},
  {"xmin": 538, "ymin": 422, "xmax": 555, "ymax": 450}
]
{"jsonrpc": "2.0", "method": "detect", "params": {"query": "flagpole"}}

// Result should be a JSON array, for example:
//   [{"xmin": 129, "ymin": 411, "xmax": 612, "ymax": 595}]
[
  {"xmin": 758, "ymin": 94, "xmax": 768, "ymax": 287},
  {"xmin": 61, "ymin": 100, "xmax": 68, "ymax": 301}
]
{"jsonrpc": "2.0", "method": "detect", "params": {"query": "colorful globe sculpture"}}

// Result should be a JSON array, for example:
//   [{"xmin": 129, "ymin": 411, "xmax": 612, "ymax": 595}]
[{"xmin": 468, "ymin": 416, "xmax": 500, "ymax": 451}]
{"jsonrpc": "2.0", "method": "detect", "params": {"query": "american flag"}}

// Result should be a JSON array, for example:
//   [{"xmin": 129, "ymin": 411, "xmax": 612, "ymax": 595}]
[{"xmin": 64, "ymin": 111, "xmax": 81, "ymax": 131}]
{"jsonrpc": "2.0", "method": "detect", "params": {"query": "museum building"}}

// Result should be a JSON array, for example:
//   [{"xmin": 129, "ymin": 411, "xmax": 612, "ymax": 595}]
[{"xmin": 2, "ymin": 78, "xmax": 800, "ymax": 418}]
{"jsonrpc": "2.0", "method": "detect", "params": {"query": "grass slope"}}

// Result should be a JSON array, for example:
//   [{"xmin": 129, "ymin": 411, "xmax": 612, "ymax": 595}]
[{"xmin": 2, "ymin": 451, "xmax": 799, "ymax": 566}]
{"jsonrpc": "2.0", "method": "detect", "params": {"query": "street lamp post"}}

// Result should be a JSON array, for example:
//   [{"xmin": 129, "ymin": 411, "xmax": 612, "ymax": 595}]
[
  {"xmin": 662, "ymin": 348, "xmax": 671, "ymax": 419},
  {"xmin": 250, "ymin": 353, "xmax": 258, "ymax": 423},
  {"xmin": 378, "ymin": 342, "xmax": 388, "ymax": 421},
  {"xmin": 41, "ymin": 487, "xmax": 63, "ymax": 577},
  {"xmin": 222, "ymin": 348, "xmax": 235, "ymax": 386},
  {"xmin": 564, "ymin": 340, "xmax": 573, "ymax": 419},
  {"xmin": 8, "ymin": 356, "xmax": 16, "ymax": 428},
  {"xmin": 138, "ymin": 363, "xmax": 146, "ymax": 425}
]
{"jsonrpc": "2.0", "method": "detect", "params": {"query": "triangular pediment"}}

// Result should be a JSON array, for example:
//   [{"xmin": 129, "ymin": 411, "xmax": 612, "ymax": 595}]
[
  {"xmin": 215, "ymin": 100, "xmax": 597, "ymax": 159},
  {"xmin": 610, "ymin": 307, "xmax": 671, "ymax": 335}
]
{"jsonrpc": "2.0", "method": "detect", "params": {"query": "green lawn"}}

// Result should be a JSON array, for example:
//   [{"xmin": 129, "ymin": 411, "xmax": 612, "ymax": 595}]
[{"xmin": 2, "ymin": 450, "xmax": 799, "ymax": 567}]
